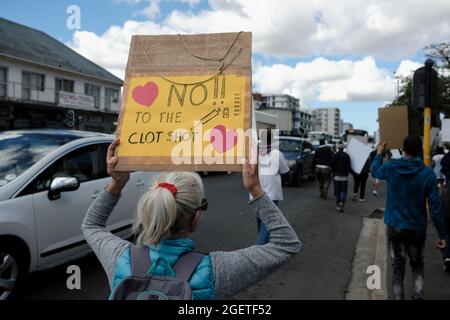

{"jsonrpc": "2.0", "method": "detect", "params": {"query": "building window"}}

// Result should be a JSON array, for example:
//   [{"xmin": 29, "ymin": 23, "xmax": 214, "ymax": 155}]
[
  {"xmin": 55, "ymin": 78, "xmax": 74, "ymax": 93},
  {"xmin": 22, "ymin": 71, "xmax": 45, "ymax": 100},
  {"xmin": 0, "ymin": 67, "xmax": 6, "ymax": 97},
  {"xmin": 85, "ymin": 83, "xmax": 101, "ymax": 108},
  {"xmin": 105, "ymin": 88, "xmax": 119, "ymax": 103}
]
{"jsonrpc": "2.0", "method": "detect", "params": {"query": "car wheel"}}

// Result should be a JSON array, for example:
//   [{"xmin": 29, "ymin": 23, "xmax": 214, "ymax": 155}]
[{"xmin": 0, "ymin": 244, "xmax": 25, "ymax": 300}]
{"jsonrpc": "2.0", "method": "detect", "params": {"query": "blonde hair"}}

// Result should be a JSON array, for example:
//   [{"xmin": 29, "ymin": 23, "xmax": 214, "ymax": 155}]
[{"xmin": 133, "ymin": 172, "xmax": 204, "ymax": 246}]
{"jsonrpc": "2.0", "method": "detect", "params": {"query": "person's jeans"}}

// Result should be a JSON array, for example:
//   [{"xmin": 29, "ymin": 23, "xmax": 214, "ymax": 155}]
[
  {"xmin": 316, "ymin": 167, "xmax": 331, "ymax": 196},
  {"xmin": 353, "ymin": 173, "xmax": 369, "ymax": 199},
  {"xmin": 333, "ymin": 180, "xmax": 348, "ymax": 205},
  {"xmin": 257, "ymin": 200, "xmax": 278, "ymax": 245},
  {"xmin": 387, "ymin": 227, "xmax": 426, "ymax": 300}
]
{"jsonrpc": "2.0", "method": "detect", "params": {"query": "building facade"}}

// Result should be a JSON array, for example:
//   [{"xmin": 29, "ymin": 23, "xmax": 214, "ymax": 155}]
[
  {"xmin": 0, "ymin": 18, "xmax": 123, "ymax": 133},
  {"xmin": 253, "ymin": 93, "xmax": 311, "ymax": 135},
  {"xmin": 311, "ymin": 108, "xmax": 342, "ymax": 137}
]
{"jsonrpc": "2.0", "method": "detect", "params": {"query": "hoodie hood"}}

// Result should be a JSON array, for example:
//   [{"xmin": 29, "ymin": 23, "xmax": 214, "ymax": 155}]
[{"xmin": 390, "ymin": 157, "xmax": 425, "ymax": 176}]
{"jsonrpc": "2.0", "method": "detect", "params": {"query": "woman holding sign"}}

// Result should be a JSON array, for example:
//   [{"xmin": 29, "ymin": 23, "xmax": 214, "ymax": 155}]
[{"xmin": 81, "ymin": 139, "xmax": 301, "ymax": 300}]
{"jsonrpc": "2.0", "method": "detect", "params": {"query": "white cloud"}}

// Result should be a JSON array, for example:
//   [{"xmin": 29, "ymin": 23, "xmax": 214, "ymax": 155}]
[
  {"xmin": 253, "ymin": 57, "xmax": 395, "ymax": 104},
  {"xmin": 395, "ymin": 60, "xmax": 422, "ymax": 78},
  {"xmin": 68, "ymin": 0, "xmax": 450, "ymax": 105},
  {"xmin": 75, "ymin": 0, "xmax": 450, "ymax": 60},
  {"xmin": 141, "ymin": 0, "xmax": 161, "ymax": 18}
]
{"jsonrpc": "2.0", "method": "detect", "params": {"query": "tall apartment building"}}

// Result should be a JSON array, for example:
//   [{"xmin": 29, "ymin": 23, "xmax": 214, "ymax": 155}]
[
  {"xmin": 311, "ymin": 108, "xmax": 342, "ymax": 137},
  {"xmin": 0, "ymin": 18, "xmax": 123, "ymax": 133}
]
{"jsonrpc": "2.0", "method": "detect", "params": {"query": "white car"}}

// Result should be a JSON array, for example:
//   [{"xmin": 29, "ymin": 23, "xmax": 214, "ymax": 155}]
[{"xmin": 0, "ymin": 130, "xmax": 157, "ymax": 299}]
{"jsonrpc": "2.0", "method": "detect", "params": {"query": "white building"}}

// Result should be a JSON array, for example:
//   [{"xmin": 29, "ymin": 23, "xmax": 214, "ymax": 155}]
[
  {"xmin": 253, "ymin": 93, "xmax": 312, "ymax": 135},
  {"xmin": 0, "ymin": 18, "xmax": 123, "ymax": 132},
  {"xmin": 311, "ymin": 108, "xmax": 342, "ymax": 137}
]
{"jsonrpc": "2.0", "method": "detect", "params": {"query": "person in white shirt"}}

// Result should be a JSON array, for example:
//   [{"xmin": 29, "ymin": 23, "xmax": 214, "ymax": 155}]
[{"xmin": 255, "ymin": 129, "xmax": 290, "ymax": 244}]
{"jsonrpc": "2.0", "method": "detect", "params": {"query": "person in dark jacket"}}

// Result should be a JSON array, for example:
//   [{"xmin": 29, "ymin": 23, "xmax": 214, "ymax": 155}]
[
  {"xmin": 440, "ymin": 184, "xmax": 450, "ymax": 272},
  {"xmin": 439, "ymin": 149, "xmax": 450, "ymax": 272},
  {"xmin": 372, "ymin": 136, "xmax": 448, "ymax": 300},
  {"xmin": 352, "ymin": 157, "xmax": 371, "ymax": 202},
  {"xmin": 329, "ymin": 141, "xmax": 351, "ymax": 213},
  {"xmin": 314, "ymin": 139, "xmax": 334, "ymax": 199}
]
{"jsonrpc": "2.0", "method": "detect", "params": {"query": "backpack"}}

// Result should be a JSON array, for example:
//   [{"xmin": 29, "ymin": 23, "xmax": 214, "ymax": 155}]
[{"xmin": 111, "ymin": 245, "xmax": 205, "ymax": 300}]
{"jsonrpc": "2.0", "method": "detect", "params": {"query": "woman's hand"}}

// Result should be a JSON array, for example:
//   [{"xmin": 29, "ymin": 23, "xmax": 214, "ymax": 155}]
[
  {"xmin": 243, "ymin": 161, "xmax": 264, "ymax": 199},
  {"xmin": 106, "ymin": 138, "xmax": 130, "ymax": 195}
]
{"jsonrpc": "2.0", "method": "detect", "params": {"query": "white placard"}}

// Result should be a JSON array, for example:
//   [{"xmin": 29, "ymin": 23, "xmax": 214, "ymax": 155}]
[
  {"xmin": 430, "ymin": 127, "xmax": 440, "ymax": 145},
  {"xmin": 346, "ymin": 138, "xmax": 372, "ymax": 174},
  {"xmin": 442, "ymin": 119, "xmax": 450, "ymax": 142}
]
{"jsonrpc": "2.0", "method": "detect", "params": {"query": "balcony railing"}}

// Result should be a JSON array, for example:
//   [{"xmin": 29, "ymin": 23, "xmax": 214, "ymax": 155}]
[{"xmin": 0, "ymin": 80, "xmax": 120, "ymax": 113}]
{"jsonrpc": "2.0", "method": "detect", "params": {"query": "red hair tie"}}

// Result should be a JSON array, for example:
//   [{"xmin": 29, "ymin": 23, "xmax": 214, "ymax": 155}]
[{"xmin": 157, "ymin": 182, "xmax": 177, "ymax": 195}]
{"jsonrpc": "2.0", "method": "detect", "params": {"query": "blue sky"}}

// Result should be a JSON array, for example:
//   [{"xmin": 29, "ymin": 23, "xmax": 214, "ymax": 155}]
[{"xmin": 2, "ymin": 0, "xmax": 449, "ymax": 134}]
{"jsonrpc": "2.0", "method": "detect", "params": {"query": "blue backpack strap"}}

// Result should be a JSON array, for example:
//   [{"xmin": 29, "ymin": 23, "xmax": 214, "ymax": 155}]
[
  {"xmin": 172, "ymin": 251, "xmax": 206, "ymax": 282},
  {"xmin": 130, "ymin": 245, "xmax": 152, "ymax": 277}
]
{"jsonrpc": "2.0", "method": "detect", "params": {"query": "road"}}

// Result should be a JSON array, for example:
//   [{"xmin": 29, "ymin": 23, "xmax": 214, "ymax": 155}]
[{"xmin": 12, "ymin": 173, "xmax": 386, "ymax": 300}]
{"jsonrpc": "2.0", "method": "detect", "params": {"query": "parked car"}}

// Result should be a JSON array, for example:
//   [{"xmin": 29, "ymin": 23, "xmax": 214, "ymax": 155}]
[
  {"xmin": 0, "ymin": 130, "xmax": 157, "ymax": 299},
  {"xmin": 278, "ymin": 136, "xmax": 315, "ymax": 186}
]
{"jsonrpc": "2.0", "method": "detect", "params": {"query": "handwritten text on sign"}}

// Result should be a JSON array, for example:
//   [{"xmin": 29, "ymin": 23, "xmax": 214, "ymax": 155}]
[{"xmin": 118, "ymin": 75, "xmax": 247, "ymax": 161}]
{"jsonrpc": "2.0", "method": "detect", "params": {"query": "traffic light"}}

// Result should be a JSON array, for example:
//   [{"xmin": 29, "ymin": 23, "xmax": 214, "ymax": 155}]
[
  {"xmin": 412, "ymin": 59, "xmax": 438, "ymax": 111},
  {"xmin": 65, "ymin": 110, "xmax": 76, "ymax": 128}
]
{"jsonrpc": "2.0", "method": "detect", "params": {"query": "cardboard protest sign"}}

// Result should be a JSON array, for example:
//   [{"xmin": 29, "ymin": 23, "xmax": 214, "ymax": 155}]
[
  {"xmin": 116, "ymin": 32, "xmax": 252, "ymax": 171},
  {"xmin": 346, "ymin": 138, "xmax": 372, "ymax": 174},
  {"xmin": 378, "ymin": 106, "xmax": 409, "ymax": 150}
]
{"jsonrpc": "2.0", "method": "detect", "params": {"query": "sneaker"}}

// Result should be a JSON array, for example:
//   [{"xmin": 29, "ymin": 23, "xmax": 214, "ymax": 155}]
[
  {"xmin": 358, "ymin": 198, "xmax": 366, "ymax": 203},
  {"xmin": 352, "ymin": 193, "xmax": 357, "ymax": 201},
  {"xmin": 445, "ymin": 258, "xmax": 450, "ymax": 272},
  {"xmin": 338, "ymin": 202, "xmax": 344, "ymax": 213},
  {"xmin": 373, "ymin": 190, "xmax": 378, "ymax": 197}
]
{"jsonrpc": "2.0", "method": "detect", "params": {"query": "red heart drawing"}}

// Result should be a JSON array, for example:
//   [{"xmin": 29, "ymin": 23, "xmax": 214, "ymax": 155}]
[
  {"xmin": 210, "ymin": 125, "xmax": 238, "ymax": 153},
  {"xmin": 132, "ymin": 81, "xmax": 159, "ymax": 107}
]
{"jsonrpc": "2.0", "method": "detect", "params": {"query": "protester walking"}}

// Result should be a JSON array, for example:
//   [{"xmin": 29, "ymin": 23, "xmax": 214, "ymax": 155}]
[
  {"xmin": 372, "ymin": 136, "xmax": 448, "ymax": 300},
  {"xmin": 329, "ymin": 142, "xmax": 351, "ymax": 213},
  {"xmin": 314, "ymin": 139, "xmax": 334, "ymax": 200},
  {"xmin": 254, "ymin": 129, "xmax": 290, "ymax": 244},
  {"xmin": 352, "ymin": 157, "xmax": 370, "ymax": 202},
  {"xmin": 82, "ymin": 138, "xmax": 301, "ymax": 300},
  {"xmin": 439, "ymin": 184, "xmax": 450, "ymax": 272}
]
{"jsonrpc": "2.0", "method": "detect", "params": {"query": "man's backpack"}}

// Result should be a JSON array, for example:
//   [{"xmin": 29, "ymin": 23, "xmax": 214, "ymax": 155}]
[{"xmin": 111, "ymin": 245, "xmax": 205, "ymax": 300}]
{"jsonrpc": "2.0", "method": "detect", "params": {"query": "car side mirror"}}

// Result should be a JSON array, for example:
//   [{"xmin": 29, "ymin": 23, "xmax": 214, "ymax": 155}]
[{"xmin": 48, "ymin": 177, "xmax": 80, "ymax": 201}]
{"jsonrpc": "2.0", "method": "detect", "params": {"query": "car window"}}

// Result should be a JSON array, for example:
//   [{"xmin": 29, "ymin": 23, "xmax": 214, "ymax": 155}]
[
  {"xmin": 0, "ymin": 132, "xmax": 79, "ymax": 189},
  {"xmin": 19, "ymin": 144, "xmax": 105, "ymax": 196},
  {"xmin": 279, "ymin": 140, "xmax": 301, "ymax": 153}
]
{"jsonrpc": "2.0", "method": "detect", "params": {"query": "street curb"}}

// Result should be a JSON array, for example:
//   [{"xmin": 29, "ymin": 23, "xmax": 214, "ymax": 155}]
[{"xmin": 345, "ymin": 216, "xmax": 388, "ymax": 300}]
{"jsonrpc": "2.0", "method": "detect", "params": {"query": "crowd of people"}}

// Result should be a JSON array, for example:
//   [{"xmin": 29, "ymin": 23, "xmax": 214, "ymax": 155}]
[
  {"xmin": 311, "ymin": 135, "xmax": 449, "ymax": 300},
  {"xmin": 82, "ymin": 133, "xmax": 448, "ymax": 301}
]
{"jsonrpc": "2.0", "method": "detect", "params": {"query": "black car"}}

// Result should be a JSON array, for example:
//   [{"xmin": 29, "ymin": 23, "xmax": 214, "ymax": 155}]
[{"xmin": 278, "ymin": 137, "xmax": 316, "ymax": 186}]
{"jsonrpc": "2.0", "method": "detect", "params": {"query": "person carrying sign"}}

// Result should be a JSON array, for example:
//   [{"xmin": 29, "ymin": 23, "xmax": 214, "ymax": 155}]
[
  {"xmin": 81, "ymin": 139, "xmax": 301, "ymax": 300},
  {"xmin": 372, "ymin": 136, "xmax": 448, "ymax": 300}
]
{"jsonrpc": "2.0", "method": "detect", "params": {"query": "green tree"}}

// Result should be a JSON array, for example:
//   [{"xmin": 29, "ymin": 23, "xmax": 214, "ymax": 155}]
[{"xmin": 392, "ymin": 41, "xmax": 450, "ymax": 136}]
